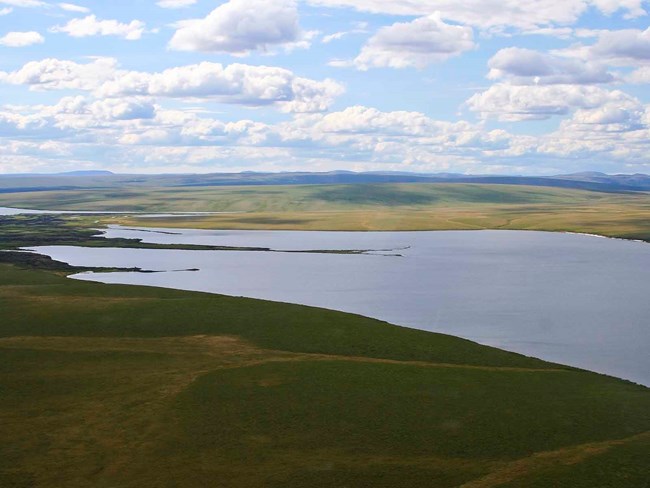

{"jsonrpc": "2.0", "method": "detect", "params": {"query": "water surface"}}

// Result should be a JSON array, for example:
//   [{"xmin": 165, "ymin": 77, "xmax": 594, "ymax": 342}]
[{"xmin": 29, "ymin": 227, "xmax": 650, "ymax": 386}]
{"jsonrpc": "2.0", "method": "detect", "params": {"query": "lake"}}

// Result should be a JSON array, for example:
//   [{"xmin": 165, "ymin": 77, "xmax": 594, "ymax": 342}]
[{"xmin": 28, "ymin": 226, "xmax": 650, "ymax": 386}]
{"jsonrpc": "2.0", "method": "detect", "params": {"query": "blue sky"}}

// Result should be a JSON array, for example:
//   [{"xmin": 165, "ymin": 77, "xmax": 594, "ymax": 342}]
[{"xmin": 0, "ymin": 0, "xmax": 649, "ymax": 174}]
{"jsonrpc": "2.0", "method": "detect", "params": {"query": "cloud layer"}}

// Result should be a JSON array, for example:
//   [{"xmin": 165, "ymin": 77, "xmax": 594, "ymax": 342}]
[
  {"xmin": 0, "ymin": 58, "xmax": 345, "ymax": 113},
  {"xmin": 0, "ymin": 0, "xmax": 648, "ymax": 174}
]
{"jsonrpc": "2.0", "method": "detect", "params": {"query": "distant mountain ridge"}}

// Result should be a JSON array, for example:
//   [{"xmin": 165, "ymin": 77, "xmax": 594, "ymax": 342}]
[
  {"xmin": 0, "ymin": 170, "xmax": 649, "ymax": 194},
  {"xmin": 0, "ymin": 170, "xmax": 114, "ymax": 178}
]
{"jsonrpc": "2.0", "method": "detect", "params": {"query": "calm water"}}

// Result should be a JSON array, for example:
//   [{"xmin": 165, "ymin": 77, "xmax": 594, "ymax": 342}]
[{"xmin": 28, "ymin": 227, "xmax": 650, "ymax": 386}]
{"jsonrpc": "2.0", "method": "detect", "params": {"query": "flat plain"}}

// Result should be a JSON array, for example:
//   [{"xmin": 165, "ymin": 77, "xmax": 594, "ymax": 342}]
[{"xmin": 2, "ymin": 183, "xmax": 649, "ymax": 240}]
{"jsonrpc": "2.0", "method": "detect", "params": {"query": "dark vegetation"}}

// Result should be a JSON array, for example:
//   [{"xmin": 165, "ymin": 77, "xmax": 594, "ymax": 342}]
[
  {"xmin": 0, "ymin": 250, "xmax": 153, "ymax": 274},
  {"xmin": 0, "ymin": 185, "xmax": 649, "ymax": 486},
  {"xmin": 0, "ymin": 261, "xmax": 648, "ymax": 487}
]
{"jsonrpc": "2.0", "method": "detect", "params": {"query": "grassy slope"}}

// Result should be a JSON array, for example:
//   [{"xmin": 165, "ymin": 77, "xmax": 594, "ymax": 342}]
[
  {"xmin": 1, "ymin": 263, "xmax": 649, "ymax": 487},
  {"xmin": 2, "ymin": 183, "xmax": 649, "ymax": 240}
]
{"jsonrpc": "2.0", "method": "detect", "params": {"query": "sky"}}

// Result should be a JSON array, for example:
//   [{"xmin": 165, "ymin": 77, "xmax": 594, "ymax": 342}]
[{"xmin": 0, "ymin": 0, "xmax": 649, "ymax": 175}]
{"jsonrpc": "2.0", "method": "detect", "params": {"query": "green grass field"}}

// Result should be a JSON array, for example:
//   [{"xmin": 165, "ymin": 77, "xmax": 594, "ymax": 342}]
[
  {"xmin": 1, "ymin": 262, "xmax": 649, "ymax": 487},
  {"xmin": 2, "ymin": 183, "xmax": 649, "ymax": 241}
]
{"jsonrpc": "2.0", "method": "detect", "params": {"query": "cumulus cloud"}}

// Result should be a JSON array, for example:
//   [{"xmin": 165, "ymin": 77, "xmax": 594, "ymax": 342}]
[
  {"xmin": 0, "ymin": 7, "xmax": 12, "ymax": 14},
  {"xmin": 487, "ymin": 48, "xmax": 614, "ymax": 85},
  {"xmin": 0, "ymin": 96, "xmax": 165, "ymax": 153},
  {"xmin": 0, "ymin": 31, "xmax": 44, "ymax": 47},
  {"xmin": 465, "ymin": 84, "xmax": 637, "ymax": 121},
  {"xmin": 0, "ymin": 57, "xmax": 119, "ymax": 90},
  {"xmin": 169, "ymin": 0, "xmax": 309, "ymax": 55},
  {"xmin": 98, "ymin": 62, "xmax": 344, "ymax": 113},
  {"xmin": 305, "ymin": 0, "xmax": 646, "ymax": 32},
  {"xmin": 590, "ymin": 0, "xmax": 647, "ymax": 17},
  {"xmin": 352, "ymin": 13, "xmax": 475, "ymax": 70},
  {"xmin": 156, "ymin": 0, "xmax": 196, "ymax": 8},
  {"xmin": 2, "ymin": 0, "xmax": 649, "ymax": 174},
  {"xmin": 4, "ymin": 97, "xmax": 650, "ymax": 174},
  {"xmin": 274, "ymin": 105, "xmax": 526, "ymax": 172},
  {"xmin": 568, "ymin": 101, "xmax": 645, "ymax": 131},
  {"xmin": 0, "ymin": 58, "xmax": 344, "ymax": 113},
  {"xmin": 536, "ymin": 103, "xmax": 650, "ymax": 168},
  {"xmin": 590, "ymin": 27, "xmax": 650, "ymax": 63},
  {"xmin": 313, "ymin": 105, "xmax": 450, "ymax": 135},
  {"xmin": 50, "ymin": 15, "xmax": 146, "ymax": 40},
  {"xmin": 58, "ymin": 3, "xmax": 90, "ymax": 13},
  {"xmin": 87, "ymin": 98, "xmax": 156, "ymax": 121},
  {"xmin": 557, "ymin": 27, "xmax": 650, "ymax": 71},
  {"xmin": 628, "ymin": 66, "xmax": 650, "ymax": 83}
]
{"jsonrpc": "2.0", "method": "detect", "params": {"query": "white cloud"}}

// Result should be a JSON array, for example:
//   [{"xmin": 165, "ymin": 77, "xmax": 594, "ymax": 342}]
[
  {"xmin": 313, "ymin": 105, "xmax": 450, "ymax": 135},
  {"xmin": 88, "ymin": 98, "xmax": 156, "ymax": 121},
  {"xmin": 522, "ymin": 27, "xmax": 575, "ymax": 39},
  {"xmin": 0, "ymin": 58, "xmax": 345, "ymax": 113},
  {"xmin": 156, "ymin": 0, "xmax": 196, "ymax": 8},
  {"xmin": 0, "ymin": 57, "xmax": 119, "ymax": 90},
  {"xmin": 274, "ymin": 106, "xmax": 525, "ymax": 171},
  {"xmin": 327, "ymin": 59, "xmax": 353, "ymax": 68},
  {"xmin": 169, "ymin": 0, "xmax": 307, "ymax": 55},
  {"xmin": 51, "ymin": 15, "xmax": 146, "ymax": 40},
  {"xmin": 628, "ymin": 66, "xmax": 650, "ymax": 83},
  {"xmin": 58, "ymin": 2, "xmax": 89, "ymax": 13},
  {"xmin": 590, "ymin": 0, "xmax": 647, "ymax": 17},
  {"xmin": 98, "ymin": 62, "xmax": 344, "ymax": 113},
  {"xmin": 4, "ymin": 96, "xmax": 650, "ymax": 174},
  {"xmin": 305, "ymin": 0, "xmax": 646, "ymax": 32},
  {"xmin": 322, "ymin": 32, "xmax": 348, "ymax": 43},
  {"xmin": 568, "ymin": 101, "xmax": 645, "ymax": 130},
  {"xmin": 465, "ymin": 84, "xmax": 637, "ymax": 121},
  {"xmin": 322, "ymin": 22, "xmax": 368, "ymax": 43},
  {"xmin": 487, "ymin": 48, "xmax": 614, "ymax": 85},
  {"xmin": 0, "ymin": 7, "xmax": 12, "ymax": 14},
  {"xmin": 591, "ymin": 27, "xmax": 650, "ymax": 63},
  {"xmin": 536, "ymin": 103, "xmax": 650, "ymax": 167},
  {"xmin": 0, "ymin": 31, "xmax": 44, "ymax": 47},
  {"xmin": 557, "ymin": 27, "xmax": 650, "ymax": 71},
  {"xmin": 352, "ymin": 13, "xmax": 475, "ymax": 70}
]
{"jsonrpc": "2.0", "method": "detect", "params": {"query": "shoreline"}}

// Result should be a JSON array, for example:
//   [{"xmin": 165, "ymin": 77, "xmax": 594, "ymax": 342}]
[{"xmin": 22, "ymin": 227, "xmax": 650, "ymax": 388}]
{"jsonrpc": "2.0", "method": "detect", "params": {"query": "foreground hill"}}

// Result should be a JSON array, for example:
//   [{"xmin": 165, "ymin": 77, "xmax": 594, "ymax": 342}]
[{"xmin": 1, "ymin": 261, "xmax": 649, "ymax": 487}]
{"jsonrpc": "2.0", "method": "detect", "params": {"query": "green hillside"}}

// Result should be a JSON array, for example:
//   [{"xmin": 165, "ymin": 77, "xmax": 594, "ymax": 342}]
[
  {"xmin": 1, "ymin": 262, "xmax": 648, "ymax": 487},
  {"xmin": 1, "ymin": 183, "xmax": 650, "ymax": 241}
]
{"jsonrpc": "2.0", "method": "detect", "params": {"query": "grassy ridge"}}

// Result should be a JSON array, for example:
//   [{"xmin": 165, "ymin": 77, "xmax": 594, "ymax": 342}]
[
  {"xmin": 0, "ymin": 183, "xmax": 626, "ymax": 212},
  {"xmin": 2, "ymin": 183, "xmax": 647, "ymax": 240},
  {"xmin": 1, "ymin": 263, "xmax": 649, "ymax": 487}
]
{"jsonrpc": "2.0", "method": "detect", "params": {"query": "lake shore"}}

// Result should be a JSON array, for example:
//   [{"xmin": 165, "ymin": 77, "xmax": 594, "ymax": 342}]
[{"xmin": 24, "ymin": 226, "xmax": 650, "ymax": 387}]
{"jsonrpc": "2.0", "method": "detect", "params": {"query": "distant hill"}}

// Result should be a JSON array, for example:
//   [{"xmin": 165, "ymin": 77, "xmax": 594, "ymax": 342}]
[
  {"xmin": 57, "ymin": 170, "xmax": 115, "ymax": 177},
  {"xmin": 0, "ymin": 170, "xmax": 648, "ymax": 194}
]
